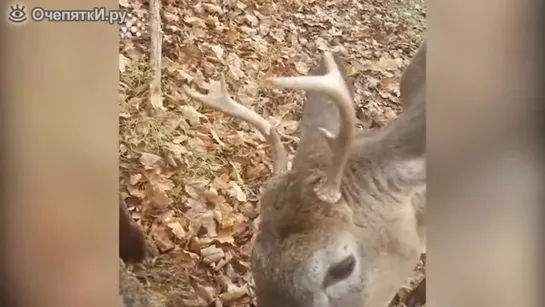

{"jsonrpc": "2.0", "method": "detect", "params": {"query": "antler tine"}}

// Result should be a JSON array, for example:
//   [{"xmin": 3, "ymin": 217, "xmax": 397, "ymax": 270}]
[
  {"xmin": 266, "ymin": 52, "xmax": 356, "ymax": 203},
  {"xmin": 183, "ymin": 79, "xmax": 288, "ymax": 174}
]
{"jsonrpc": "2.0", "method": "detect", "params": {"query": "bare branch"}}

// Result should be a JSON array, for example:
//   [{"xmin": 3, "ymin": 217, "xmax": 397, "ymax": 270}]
[
  {"xmin": 266, "ymin": 52, "xmax": 356, "ymax": 203},
  {"xmin": 183, "ymin": 80, "xmax": 288, "ymax": 174},
  {"xmin": 149, "ymin": 0, "xmax": 164, "ymax": 111}
]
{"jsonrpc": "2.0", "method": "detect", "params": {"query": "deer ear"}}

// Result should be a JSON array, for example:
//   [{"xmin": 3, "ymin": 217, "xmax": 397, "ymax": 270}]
[
  {"xmin": 306, "ymin": 54, "xmax": 354, "ymax": 99},
  {"xmin": 330, "ymin": 54, "xmax": 354, "ymax": 100},
  {"xmin": 293, "ymin": 54, "xmax": 355, "ymax": 170},
  {"xmin": 399, "ymin": 41, "xmax": 426, "ymax": 110}
]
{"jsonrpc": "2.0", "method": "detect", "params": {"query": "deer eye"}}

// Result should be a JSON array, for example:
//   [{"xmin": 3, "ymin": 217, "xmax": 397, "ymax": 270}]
[{"xmin": 327, "ymin": 254, "xmax": 356, "ymax": 281}]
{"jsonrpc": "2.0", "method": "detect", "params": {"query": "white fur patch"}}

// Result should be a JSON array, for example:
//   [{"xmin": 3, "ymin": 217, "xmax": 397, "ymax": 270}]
[{"xmin": 395, "ymin": 157, "xmax": 426, "ymax": 181}]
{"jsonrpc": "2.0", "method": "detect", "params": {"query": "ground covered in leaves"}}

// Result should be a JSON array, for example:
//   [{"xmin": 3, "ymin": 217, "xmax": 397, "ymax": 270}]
[{"xmin": 118, "ymin": 0, "xmax": 425, "ymax": 305}]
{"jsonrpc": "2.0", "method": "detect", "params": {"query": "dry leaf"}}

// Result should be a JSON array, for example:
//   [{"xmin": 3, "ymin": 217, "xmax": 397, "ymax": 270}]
[
  {"xmin": 226, "ymin": 29, "xmax": 241, "ymax": 43},
  {"xmin": 200, "ymin": 244, "xmax": 225, "ymax": 263},
  {"xmin": 315, "ymin": 37, "xmax": 328, "ymax": 50},
  {"xmin": 216, "ymin": 233, "xmax": 235, "ymax": 245},
  {"xmin": 127, "ymin": 185, "xmax": 146, "ymax": 199},
  {"xmin": 170, "ymin": 249, "xmax": 199, "ymax": 269},
  {"xmin": 172, "ymin": 135, "xmax": 189, "ymax": 144},
  {"xmin": 229, "ymin": 181, "xmax": 247, "ymax": 202},
  {"xmin": 219, "ymin": 284, "xmax": 249, "ymax": 302},
  {"xmin": 378, "ymin": 56, "xmax": 403, "ymax": 71},
  {"xmin": 244, "ymin": 14, "xmax": 258, "ymax": 26},
  {"xmin": 294, "ymin": 61, "xmax": 309, "ymax": 74},
  {"xmin": 202, "ymin": 211, "xmax": 218, "ymax": 237},
  {"xmin": 164, "ymin": 11, "xmax": 179, "ymax": 22},
  {"xmin": 180, "ymin": 105, "xmax": 203, "ymax": 126},
  {"xmin": 204, "ymin": 188, "xmax": 225, "ymax": 206},
  {"xmin": 119, "ymin": 0, "xmax": 130, "ymax": 8},
  {"xmin": 119, "ymin": 54, "xmax": 131, "ymax": 73},
  {"xmin": 167, "ymin": 221, "xmax": 186, "ymax": 240},
  {"xmin": 348, "ymin": 66, "xmax": 358, "ymax": 77},
  {"xmin": 152, "ymin": 225, "xmax": 175, "ymax": 252},
  {"xmin": 193, "ymin": 283, "xmax": 215, "ymax": 304},
  {"xmin": 202, "ymin": 3, "xmax": 223, "ymax": 14},
  {"xmin": 129, "ymin": 173, "xmax": 142, "ymax": 185},
  {"xmin": 185, "ymin": 184, "xmax": 204, "ymax": 199},
  {"xmin": 209, "ymin": 128, "xmax": 225, "ymax": 147},
  {"xmin": 211, "ymin": 45, "xmax": 224, "ymax": 61},
  {"xmin": 147, "ymin": 186, "xmax": 171, "ymax": 210},
  {"xmin": 139, "ymin": 152, "xmax": 161, "ymax": 167}
]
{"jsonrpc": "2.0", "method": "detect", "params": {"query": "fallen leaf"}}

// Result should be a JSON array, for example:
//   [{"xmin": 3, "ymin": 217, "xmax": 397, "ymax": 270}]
[
  {"xmin": 129, "ymin": 173, "xmax": 142, "ymax": 185},
  {"xmin": 225, "ymin": 29, "xmax": 241, "ymax": 43},
  {"xmin": 204, "ymin": 188, "xmax": 225, "ymax": 206},
  {"xmin": 378, "ymin": 56, "xmax": 403, "ymax": 71},
  {"xmin": 164, "ymin": 11, "xmax": 179, "ymax": 22},
  {"xmin": 200, "ymin": 244, "xmax": 225, "ymax": 264},
  {"xmin": 244, "ymin": 14, "xmax": 258, "ymax": 26},
  {"xmin": 152, "ymin": 224, "xmax": 175, "ymax": 253},
  {"xmin": 139, "ymin": 152, "xmax": 161, "ymax": 167},
  {"xmin": 119, "ymin": 0, "xmax": 130, "ymax": 8},
  {"xmin": 210, "ymin": 45, "xmax": 225, "ymax": 61},
  {"xmin": 315, "ymin": 37, "xmax": 328, "ymax": 50},
  {"xmin": 193, "ymin": 283, "xmax": 215, "ymax": 304},
  {"xmin": 214, "ymin": 252, "xmax": 233, "ymax": 271},
  {"xmin": 229, "ymin": 181, "xmax": 247, "ymax": 202},
  {"xmin": 219, "ymin": 284, "xmax": 249, "ymax": 302},
  {"xmin": 119, "ymin": 54, "xmax": 131, "ymax": 73},
  {"xmin": 127, "ymin": 185, "xmax": 146, "ymax": 199},
  {"xmin": 147, "ymin": 186, "xmax": 171, "ymax": 210},
  {"xmin": 167, "ymin": 221, "xmax": 186, "ymax": 240},
  {"xmin": 172, "ymin": 135, "xmax": 189, "ymax": 144},
  {"xmin": 229, "ymin": 64, "xmax": 245, "ymax": 80},
  {"xmin": 185, "ymin": 184, "xmax": 204, "ymax": 199},
  {"xmin": 294, "ymin": 61, "xmax": 309, "ymax": 74},
  {"xmin": 348, "ymin": 66, "xmax": 358, "ymax": 77},
  {"xmin": 209, "ymin": 128, "xmax": 225, "ymax": 147},
  {"xmin": 180, "ymin": 105, "xmax": 203, "ymax": 126},
  {"xmin": 170, "ymin": 249, "xmax": 200, "ymax": 269},
  {"xmin": 202, "ymin": 211, "xmax": 218, "ymax": 237},
  {"xmin": 202, "ymin": 3, "xmax": 223, "ymax": 14}
]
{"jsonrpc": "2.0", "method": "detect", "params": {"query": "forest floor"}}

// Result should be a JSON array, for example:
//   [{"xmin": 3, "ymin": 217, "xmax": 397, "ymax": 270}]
[{"xmin": 118, "ymin": 0, "xmax": 426, "ymax": 305}]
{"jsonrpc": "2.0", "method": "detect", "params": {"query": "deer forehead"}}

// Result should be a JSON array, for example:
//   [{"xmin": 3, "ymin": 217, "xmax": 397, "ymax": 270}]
[{"xmin": 260, "ymin": 173, "xmax": 353, "ymax": 220}]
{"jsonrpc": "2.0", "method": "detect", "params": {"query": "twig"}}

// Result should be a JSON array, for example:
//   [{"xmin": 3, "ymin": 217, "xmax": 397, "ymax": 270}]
[{"xmin": 149, "ymin": 0, "xmax": 164, "ymax": 111}]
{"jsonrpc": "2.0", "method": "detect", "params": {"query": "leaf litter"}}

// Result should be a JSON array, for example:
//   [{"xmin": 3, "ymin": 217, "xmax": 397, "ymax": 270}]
[{"xmin": 119, "ymin": 0, "xmax": 426, "ymax": 305}]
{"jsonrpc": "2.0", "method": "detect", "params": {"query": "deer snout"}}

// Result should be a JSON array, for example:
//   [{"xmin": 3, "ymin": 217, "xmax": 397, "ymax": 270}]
[{"xmin": 289, "ymin": 235, "xmax": 363, "ymax": 307}]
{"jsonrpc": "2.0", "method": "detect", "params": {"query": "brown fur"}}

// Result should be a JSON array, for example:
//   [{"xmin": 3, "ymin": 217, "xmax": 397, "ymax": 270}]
[
  {"xmin": 119, "ymin": 199, "xmax": 146, "ymax": 263},
  {"xmin": 405, "ymin": 277, "xmax": 426, "ymax": 307}
]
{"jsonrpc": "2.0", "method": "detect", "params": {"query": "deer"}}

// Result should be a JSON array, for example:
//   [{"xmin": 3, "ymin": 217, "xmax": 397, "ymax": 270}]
[{"xmin": 183, "ymin": 40, "xmax": 426, "ymax": 307}]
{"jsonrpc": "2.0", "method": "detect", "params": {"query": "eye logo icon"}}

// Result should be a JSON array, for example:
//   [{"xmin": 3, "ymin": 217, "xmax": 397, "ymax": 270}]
[{"xmin": 8, "ymin": 4, "xmax": 27, "ymax": 23}]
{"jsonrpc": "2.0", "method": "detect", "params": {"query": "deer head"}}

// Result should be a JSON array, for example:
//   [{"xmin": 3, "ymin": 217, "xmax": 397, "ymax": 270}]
[{"xmin": 183, "ymin": 41, "xmax": 426, "ymax": 307}]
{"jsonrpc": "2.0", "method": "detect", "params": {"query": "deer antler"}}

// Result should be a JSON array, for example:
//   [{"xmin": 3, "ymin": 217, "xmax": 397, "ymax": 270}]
[
  {"xmin": 183, "ymin": 79, "xmax": 288, "ymax": 174},
  {"xmin": 266, "ymin": 52, "xmax": 356, "ymax": 203}
]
